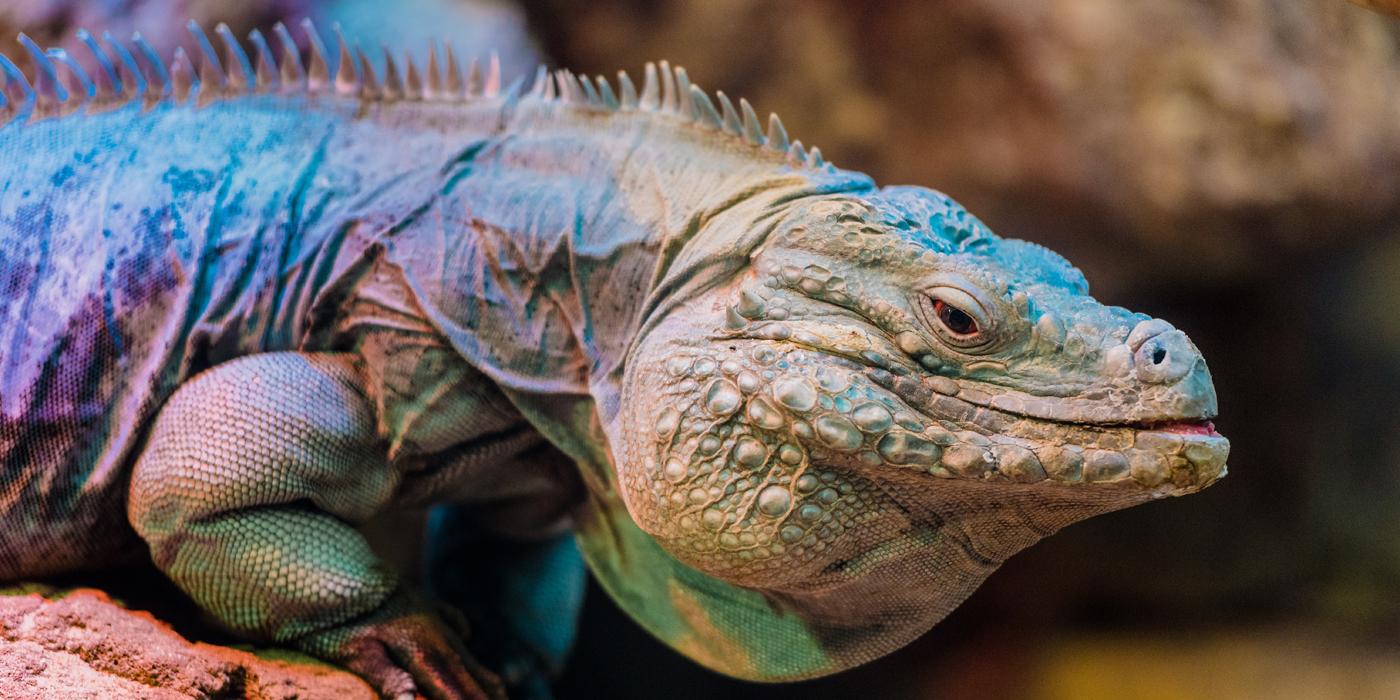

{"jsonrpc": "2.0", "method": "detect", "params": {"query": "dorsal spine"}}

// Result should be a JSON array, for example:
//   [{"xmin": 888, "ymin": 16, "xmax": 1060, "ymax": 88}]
[{"xmin": 0, "ymin": 19, "xmax": 832, "ymax": 171}]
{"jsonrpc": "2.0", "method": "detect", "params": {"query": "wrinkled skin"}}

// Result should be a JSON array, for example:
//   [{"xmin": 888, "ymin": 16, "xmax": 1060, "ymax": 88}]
[{"xmin": 613, "ymin": 186, "xmax": 1227, "ymax": 648}]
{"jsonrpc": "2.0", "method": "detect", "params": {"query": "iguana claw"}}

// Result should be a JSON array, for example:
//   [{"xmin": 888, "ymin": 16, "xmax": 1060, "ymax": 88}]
[{"xmin": 299, "ymin": 593, "xmax": 506, "ymax": 700}]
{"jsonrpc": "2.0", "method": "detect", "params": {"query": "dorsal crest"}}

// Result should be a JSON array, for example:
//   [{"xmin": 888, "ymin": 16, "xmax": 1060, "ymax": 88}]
[
  {"xmin": 0, "ymin": 19, "xmax": 833, "ymax": 171},
  {"xmin": 0, "ymin": 19, "xmax": 503, "ymax": 119}
]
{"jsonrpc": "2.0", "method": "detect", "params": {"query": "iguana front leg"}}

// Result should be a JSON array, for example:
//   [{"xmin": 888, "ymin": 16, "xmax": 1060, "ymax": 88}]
[{"xmin": 127, "ymin": 351, "xmax": 502, "ymax": 700}]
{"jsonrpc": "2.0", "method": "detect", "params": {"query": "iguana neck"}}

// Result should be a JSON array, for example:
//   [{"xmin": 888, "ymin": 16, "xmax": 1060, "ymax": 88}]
[{"xmin": 384, "ymin": 94, "xmax": 874, "ymax": 403}]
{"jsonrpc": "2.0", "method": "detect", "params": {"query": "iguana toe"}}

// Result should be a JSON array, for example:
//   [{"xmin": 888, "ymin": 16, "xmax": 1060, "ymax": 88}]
[{"xmin": 299, "ymin": 593, "xmax": 506, "ymax": 700}]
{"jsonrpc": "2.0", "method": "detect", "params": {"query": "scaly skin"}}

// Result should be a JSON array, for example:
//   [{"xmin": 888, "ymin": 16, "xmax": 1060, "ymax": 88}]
[{"xmin": 0, "ymin": 21, "xmax": 1228, "ymax": 698}]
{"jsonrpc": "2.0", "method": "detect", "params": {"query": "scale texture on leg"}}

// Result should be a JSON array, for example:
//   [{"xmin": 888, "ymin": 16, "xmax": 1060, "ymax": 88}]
[{"xmin": 129, "ymin": 352, "xmax": 501, "ymax": 699}]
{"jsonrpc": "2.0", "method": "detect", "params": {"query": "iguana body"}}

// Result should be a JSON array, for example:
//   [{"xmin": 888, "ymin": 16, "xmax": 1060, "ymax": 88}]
[{"xmin": 0, "ymin": 21, "xmax": 1229, "ymax": 699}]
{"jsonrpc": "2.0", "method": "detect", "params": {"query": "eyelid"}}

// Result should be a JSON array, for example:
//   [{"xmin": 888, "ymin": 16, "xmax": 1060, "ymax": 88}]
[{"xmin": 924, "ymin": 286, "xmax": 990, "ymax": 329}]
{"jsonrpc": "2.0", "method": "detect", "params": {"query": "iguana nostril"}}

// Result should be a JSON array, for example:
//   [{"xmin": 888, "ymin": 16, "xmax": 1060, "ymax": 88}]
[{"xmin": 1135, "ymin": 331, "xmax": 1194, "ymax": 384}]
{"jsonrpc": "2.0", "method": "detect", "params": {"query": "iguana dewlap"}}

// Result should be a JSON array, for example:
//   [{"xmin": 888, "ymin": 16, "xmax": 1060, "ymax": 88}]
[{"xmin": 0, "ymin": 21, "xmax": 1228, "ymax": 699}]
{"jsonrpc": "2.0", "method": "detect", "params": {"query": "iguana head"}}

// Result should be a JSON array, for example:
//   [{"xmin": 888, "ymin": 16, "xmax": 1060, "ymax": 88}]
[{"xmin": 610, "ymin": 184, "xmax": 1226, "ymax": 676}]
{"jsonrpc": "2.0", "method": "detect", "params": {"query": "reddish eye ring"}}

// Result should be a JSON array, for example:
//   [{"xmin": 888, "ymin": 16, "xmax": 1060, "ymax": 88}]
[
  {"xmin": 914, "ymin": 283, "xmax": 998, "ymax": 353},
  {"xmin": 933, "ymin": 299, "xmax": 979, "ymax": 336}
]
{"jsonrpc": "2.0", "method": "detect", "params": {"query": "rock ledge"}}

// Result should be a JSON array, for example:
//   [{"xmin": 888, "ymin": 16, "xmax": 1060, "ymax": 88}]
[{"xmin": 0, "ymin": 587, "xmax": 374, "ymax": 700}]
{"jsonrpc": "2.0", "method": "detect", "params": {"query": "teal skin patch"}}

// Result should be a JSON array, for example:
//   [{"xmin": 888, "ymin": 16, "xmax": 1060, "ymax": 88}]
[{"xmin": 574, "ymin": 486, "xmax": 833, "ymax": 680}]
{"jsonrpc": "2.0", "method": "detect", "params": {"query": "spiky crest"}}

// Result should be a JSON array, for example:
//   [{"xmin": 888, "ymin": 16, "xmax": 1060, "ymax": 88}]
[{"xmin": 0, "ymin": 19, "xmax": 833, "ymax": 171}]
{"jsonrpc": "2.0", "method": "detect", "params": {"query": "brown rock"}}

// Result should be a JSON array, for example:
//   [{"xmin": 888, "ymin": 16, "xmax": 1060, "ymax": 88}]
[{"xmin": 0, "ymin": 587, "xmax": 374, "ymax": 700}]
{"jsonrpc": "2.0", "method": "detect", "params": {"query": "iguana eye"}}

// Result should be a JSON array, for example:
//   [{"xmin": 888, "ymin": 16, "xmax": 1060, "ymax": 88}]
[
  {"xmin": 934, "ymin": 299, "xmax": 978, "ymax": 337},
  {"xmin": 915, "ymin": 284, "xmax": 997, "ymax": 352}
]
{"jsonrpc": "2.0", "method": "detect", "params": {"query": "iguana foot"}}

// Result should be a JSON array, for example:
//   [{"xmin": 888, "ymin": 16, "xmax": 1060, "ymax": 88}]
[{"xmin": 298, "ymin": 593, "xmax": 506, "ymax": 700}]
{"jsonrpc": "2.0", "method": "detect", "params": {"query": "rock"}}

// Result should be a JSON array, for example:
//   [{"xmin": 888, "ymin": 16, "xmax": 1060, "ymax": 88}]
[{"xmin": 0, "ymin": 587, "xmax": 374, "ymax": 700}]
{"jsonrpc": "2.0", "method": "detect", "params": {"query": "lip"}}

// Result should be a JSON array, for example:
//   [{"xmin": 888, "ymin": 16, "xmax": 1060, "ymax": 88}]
[
  {"xmin": 856, "ymin": 366, "xmax": 1229, "ymax": 488},
  {"xmin": 866, "ymin": 366, "xmax": 1221, "ymax": 439},
  {"xmin": 1134, "ymin": 419, "xmax": 1219, "ymax": 437}
]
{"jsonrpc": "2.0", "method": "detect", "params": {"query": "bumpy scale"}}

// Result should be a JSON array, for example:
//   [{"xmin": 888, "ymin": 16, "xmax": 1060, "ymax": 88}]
[{"xmin": 0, "ymin": 19, "xmax": 1228, "ymax": 699}]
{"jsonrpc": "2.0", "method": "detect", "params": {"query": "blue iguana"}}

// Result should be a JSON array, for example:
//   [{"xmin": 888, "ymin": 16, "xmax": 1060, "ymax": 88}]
[{"xmin": 0, "ymin": 19, "xmax": 1229, "ymax": 699}]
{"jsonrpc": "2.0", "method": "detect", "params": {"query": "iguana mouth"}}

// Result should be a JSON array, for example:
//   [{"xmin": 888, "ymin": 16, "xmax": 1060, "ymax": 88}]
[
  {"xmin": 854, "ymin": 366, "xmax": 1228, "ymax": 489},
  {"xmin": 1134, "ymin": 419, "xmax": 1219, "ymax": 436},
  {"xmin": 1043, "ymin": 416, "xmax": 1221, "ymax": 436}
]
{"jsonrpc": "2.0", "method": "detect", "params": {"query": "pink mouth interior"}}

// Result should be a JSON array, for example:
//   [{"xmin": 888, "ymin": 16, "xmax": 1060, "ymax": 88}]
[{"xmin": 1148, "ymin": 420, "xmax": 1218, "ymax": 436}]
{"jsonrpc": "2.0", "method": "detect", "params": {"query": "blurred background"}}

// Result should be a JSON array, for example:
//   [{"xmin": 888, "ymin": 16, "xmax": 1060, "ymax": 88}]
[{"xmin": 6, "ymin": 0, "xmax": 1400, "ymax": 698}]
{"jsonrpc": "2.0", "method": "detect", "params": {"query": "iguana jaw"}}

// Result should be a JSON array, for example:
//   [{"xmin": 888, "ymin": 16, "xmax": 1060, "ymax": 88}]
[{"xmin": 862, "ymin": 366, "xmax": 1228, "ymax": 493}]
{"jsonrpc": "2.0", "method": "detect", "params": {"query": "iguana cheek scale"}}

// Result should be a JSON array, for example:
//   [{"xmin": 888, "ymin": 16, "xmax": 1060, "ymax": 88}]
[{"xmin": 0, "ymin": 19, "xmax": 1228, "ymax": 697}]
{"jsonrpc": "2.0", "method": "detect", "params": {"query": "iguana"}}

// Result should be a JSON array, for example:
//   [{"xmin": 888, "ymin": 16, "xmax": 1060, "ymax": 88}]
[{"xmin": 0, "ymin": 19, "xmax": 1229, "ymax": 700}]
